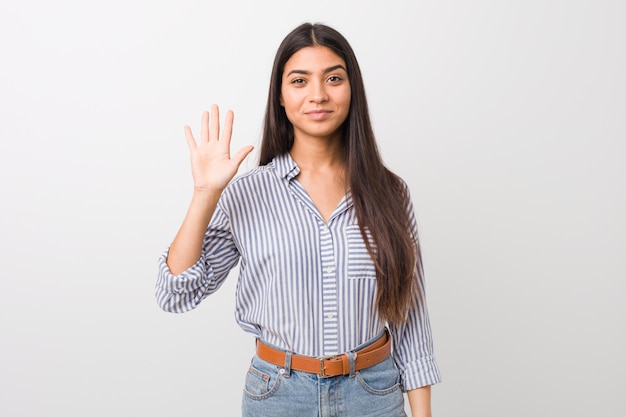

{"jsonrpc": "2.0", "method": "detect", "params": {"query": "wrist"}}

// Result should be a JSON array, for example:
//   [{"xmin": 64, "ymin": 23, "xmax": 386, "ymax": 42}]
[{"xmin": 192, "ymin": 186, "xmax": 223, "ymax": 200}]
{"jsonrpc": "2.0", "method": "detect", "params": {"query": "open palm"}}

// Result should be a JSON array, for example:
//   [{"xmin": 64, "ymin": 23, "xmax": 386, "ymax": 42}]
[{"xmin": 185, "ymin": 104, "xmax": 254, "ymax": 194}]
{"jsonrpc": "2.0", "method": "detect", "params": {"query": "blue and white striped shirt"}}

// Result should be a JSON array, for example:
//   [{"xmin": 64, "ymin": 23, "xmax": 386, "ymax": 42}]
[{"xmin": 156, "ymin": 153, "xmax": 441, "ymax": 390}]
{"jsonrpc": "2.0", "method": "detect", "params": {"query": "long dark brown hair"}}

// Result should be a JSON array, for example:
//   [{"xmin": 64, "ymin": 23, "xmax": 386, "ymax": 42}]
[{"xmin": 259, "ymin": 23, "xmax": 422, "ymax": 324}]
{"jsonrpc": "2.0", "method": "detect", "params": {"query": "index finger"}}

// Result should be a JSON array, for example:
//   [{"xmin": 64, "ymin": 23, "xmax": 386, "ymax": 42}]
[{"xmin": 220, "ymin": 109, "xmax": 234, "ymax": 147}]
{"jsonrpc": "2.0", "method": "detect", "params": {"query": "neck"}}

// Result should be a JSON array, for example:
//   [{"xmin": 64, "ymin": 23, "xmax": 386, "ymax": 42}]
[{"xmin": 290, "ymin": 133, "xmax": 345, "ymax": 171}]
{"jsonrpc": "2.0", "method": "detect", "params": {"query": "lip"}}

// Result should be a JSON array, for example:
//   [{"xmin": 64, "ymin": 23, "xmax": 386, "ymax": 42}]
[{"xmin": 305, "ymin": 110, "xmax": 332, "ymax": 121}]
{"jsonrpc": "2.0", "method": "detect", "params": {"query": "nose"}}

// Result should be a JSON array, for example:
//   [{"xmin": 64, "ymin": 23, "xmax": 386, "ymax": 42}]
[{"xmin": 309, "ymin": 80, "xmax": 328, "ymax": 103}]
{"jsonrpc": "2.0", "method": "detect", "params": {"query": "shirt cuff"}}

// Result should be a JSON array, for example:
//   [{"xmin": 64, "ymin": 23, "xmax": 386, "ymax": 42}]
[
  {"xmin": 156, "ymin": 248, "xmax": 209, "ymax": 294},
  {"xmin": 398, "ymin": 355, "xmax": 442, "ymax": 391},
  {"xmin": 155, "ymin": 248, "xmax": 215, "ymax": 313}
]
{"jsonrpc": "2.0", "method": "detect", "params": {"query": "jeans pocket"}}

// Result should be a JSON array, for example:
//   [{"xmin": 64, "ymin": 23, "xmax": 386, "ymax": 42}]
[
  {"xmin": 243, "ymin": 356, "xmax": 282, "ymax": 400},
  {"xmin": 356, "ymin": 356, "xmax": 401, "ymax": 395}
]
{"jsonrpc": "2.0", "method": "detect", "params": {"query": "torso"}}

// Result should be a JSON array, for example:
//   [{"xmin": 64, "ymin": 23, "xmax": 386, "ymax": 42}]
[{"xmin": 295, "ymin": 168, "xmax": 346, "ymax": 222}]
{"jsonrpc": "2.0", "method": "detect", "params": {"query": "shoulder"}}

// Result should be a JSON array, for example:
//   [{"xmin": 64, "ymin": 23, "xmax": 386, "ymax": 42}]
[
  {"xmin": 384, "ymin": 169, "xmax": 417, "ymax": 216},
  {"xmin": 225, "ymin": 153, "xmax": 294, "ymax": 191},
  {"xmin": 219, "ymin": 160, "xmax": 281, "ymax": 205},
  {"xmin": 230, "ymin": 163, "xmax": 276, "ymax": 185},
  {"xmin": 385, "ymin": 168, "xmax": 411, "ymax": 199}
]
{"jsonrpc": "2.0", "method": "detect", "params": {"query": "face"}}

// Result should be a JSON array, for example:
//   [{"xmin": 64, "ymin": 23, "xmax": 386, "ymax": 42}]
[{"xmin": 280, "ymin": 46, "xmax": 351, "ymax": 143}]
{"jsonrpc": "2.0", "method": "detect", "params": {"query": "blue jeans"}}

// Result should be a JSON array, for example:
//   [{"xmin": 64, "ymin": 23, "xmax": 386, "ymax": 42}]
[{"xmin": 241, "ymin": 352, "xmax": 407, "ymax": 417}]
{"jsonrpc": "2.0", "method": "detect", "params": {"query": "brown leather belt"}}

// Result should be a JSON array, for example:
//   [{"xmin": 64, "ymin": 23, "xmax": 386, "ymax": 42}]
[{"xmin": 256, "ymin": 330, "xmax": 391, "ymax": 377}]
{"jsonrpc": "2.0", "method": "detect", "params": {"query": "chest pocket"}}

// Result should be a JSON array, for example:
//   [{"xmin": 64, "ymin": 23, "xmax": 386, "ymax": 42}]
[{"xmin": 346, "ymin": 225, "xmax": 377, "ymax": 279}]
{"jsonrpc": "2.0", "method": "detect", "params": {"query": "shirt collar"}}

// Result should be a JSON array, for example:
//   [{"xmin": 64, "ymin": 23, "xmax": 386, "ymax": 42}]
[
  {"xmin": 273, "ymin": 152, "xmax": 300, "ymax": 181},
  {"xmin": 273, "ymin": 152, "xmax": 354, "ymax": 213}
]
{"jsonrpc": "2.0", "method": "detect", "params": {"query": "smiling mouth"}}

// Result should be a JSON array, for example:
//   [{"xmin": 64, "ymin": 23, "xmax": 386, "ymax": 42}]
[{"xmin": 306, "ymin": 110, "xmax": 332, "ymax": 120}]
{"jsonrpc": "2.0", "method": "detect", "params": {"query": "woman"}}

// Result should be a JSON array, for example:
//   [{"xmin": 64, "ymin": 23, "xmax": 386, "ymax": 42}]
[{"xmin": 156, "ymin": 22, "xmax": 441, "ymax": 416}]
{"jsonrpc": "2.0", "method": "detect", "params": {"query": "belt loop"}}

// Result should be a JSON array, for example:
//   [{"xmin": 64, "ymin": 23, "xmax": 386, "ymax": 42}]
[
  {"xmin": 283, "ymin": 351, "xmax": 292, "ymax": 377},
  {"xmin": 346, "ymin": 351, "xmax": 357, "ymax": 378}
]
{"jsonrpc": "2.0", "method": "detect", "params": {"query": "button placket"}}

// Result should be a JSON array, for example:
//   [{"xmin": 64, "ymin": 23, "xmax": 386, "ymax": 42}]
[{"xmin": 319, "ymin": 222, "xmax": 339, "ymax": 355}]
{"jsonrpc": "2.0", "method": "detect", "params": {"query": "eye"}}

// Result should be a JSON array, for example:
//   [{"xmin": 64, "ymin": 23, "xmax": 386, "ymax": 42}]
[
  {"xmin": 290, "ymin": 78, "xmax": 306, "ymax": 85},
  {"xmin": 327, "ymin": 75, "xmax": 344, "ymax": 84}
]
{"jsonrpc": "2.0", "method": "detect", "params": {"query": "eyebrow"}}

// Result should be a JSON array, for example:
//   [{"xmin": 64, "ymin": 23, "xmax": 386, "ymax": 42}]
[{"xmin": 286, "ymin": 64, "xmax": 347, "ymax": 77}]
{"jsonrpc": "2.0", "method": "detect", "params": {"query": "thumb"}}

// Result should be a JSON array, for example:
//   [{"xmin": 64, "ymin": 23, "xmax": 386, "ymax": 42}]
[{"xmin": 231, "ymin": 145, "xmax": 255, "ymax": 166}]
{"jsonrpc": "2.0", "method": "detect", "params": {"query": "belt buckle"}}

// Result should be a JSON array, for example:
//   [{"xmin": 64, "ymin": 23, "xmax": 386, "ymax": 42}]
[
  {"xmin": 319, "ymin": 357, "xmax": 326, "ymax": 377},
  {"xmin": 319, "ymin": 355, "xmax": 340, "ymax": 378}
]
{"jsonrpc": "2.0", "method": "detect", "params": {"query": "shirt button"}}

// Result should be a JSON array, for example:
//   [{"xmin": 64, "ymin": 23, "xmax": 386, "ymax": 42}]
[
  {"xmin": 327, "ymin": 313, "xmax": 334, "ymax": 319},
  {"xmin": 326, "ymin": 267, "xmax": 334, "ymax": 274}
]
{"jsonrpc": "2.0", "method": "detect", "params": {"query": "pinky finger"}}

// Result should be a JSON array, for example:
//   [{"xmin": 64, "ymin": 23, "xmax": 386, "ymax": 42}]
[{"xmin": 184, "ymin": 125, "xmax": 197, "ymax": 150}]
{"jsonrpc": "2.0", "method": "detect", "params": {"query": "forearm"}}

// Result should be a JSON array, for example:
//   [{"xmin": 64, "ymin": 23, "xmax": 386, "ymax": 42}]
[
  {"xmin": 407, "ymin": 385, "xmax": 432, "ymax": 417},
  {"xmin": 167, "ymin": 190, "xmax": 221, "ymax": 275}
]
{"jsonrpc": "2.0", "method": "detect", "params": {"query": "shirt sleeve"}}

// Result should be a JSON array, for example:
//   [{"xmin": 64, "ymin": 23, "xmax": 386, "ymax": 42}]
[
  {"xmin": 155, "ymin": 202, "xmax": 241, "ymax": 313},
  {"xmin": 388, "ymin": 188, "xmax": 442, "ymax": 391}
]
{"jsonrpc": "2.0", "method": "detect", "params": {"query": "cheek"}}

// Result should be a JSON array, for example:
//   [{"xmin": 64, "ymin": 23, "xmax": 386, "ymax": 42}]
[
  {"xmin": 341, "ymin": 93, "xmax": 352, "ymax": 114},
  {"xmin": 279, "ymin": 83, "xmax": 289, "ymax": 107},
  {"xmin": 281, "ymin": 92, "xmax": 299, "ymax": 113},
  {"xmin": 339, "ymin": 87, "xmax": 351, "ymax": 107}
]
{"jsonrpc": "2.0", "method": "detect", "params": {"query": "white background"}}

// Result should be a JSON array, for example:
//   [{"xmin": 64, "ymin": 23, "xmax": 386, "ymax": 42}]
[{"xmin": 1, "ymin": 0, "xmax": 624, "ymax": 416}]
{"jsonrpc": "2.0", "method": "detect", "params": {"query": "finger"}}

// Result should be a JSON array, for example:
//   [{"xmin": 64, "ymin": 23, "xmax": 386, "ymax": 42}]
[
  {"xmin": 200, "ymin": 111, "xmax": 209, "ymax": 143},
  {"xmin": 184, "ymin": 125, "xmax": 197, "ymax": 150},
  {"xmin": 231, "ymin": 145, "xmax": 255, "ymax": 166},
  {"xmin": 220, "ymin": 109, "xmax": 234, "ymax": 148},
  {"xmin": 209, "ymin": 104, "xmax": 219, "ymax": 141}
]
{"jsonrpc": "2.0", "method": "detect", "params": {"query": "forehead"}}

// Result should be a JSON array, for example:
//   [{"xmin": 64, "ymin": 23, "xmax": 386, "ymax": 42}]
[{"xmin": 283, "ymin": 46, "xmax": 346, "ymax": 72}]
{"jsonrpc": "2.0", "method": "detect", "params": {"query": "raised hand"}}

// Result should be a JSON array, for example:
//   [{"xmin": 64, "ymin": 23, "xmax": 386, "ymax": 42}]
[
  {"xmin": 184, "ymin": 104, "xmax": 254, "ymax": 195},
  {"xmin": 167, "ymin": 105, "xmax": 254, "ymax": 274}
]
